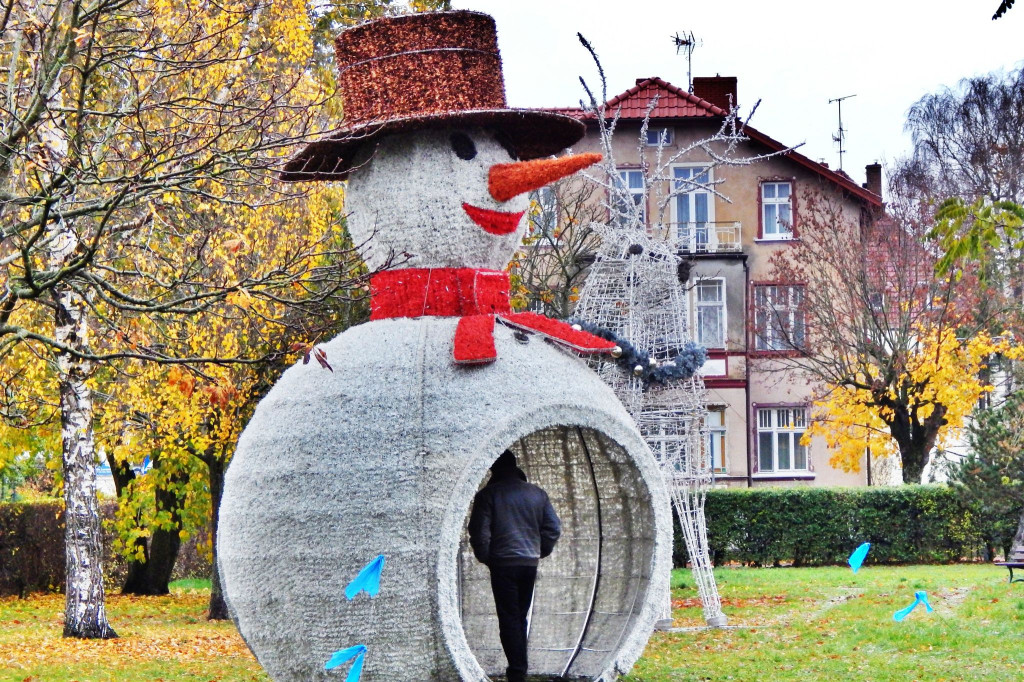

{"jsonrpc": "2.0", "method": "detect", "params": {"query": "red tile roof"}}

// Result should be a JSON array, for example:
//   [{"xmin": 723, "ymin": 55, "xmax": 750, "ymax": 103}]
[
  {"xmin": 607, "ymin": 76, "xmax": 727, "ymax": 118},
  {"xmin": 549, "ymin": 76, "xmax": 725, "ymax": 120},
  {"xmin": 550, "ymin": 77, "xmax": 882, "ymax": 208}
]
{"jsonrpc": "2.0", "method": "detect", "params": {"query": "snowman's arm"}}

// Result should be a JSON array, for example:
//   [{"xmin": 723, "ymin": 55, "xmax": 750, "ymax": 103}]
[{"xmin": 468, "ymin": 492, "xmax": 492, "ymax": 565}]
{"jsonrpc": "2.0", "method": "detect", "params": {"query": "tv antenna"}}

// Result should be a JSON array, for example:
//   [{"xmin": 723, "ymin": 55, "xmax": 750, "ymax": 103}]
[
  {"xmin": 829, "ymin": 94, "xmax": 856, "ymax": 171},
  {"xmin": 672, "ymin": 31, "xmax": 701, "ymax": 92}
]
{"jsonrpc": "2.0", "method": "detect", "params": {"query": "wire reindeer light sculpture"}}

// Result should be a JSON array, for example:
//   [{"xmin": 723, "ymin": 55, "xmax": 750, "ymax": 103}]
[
  {"xmin": 574, "ymin": 224, "xmax": 727, "ymax": 627},
  {"xmin": 569, "ymin": 35, "xmax": 789, "ymax": 626}
]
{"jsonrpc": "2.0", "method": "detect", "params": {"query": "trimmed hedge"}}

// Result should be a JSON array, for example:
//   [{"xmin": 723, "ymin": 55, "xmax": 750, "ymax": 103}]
[
  {"xmin": 0, "ymin": 501, "xmax": 67, "ymax": 596},
  {"xmin": 0, "ymin": 501, "xmax": 210, "ymax": 597},
  {"xmin": 673, "ymin": 485, "xmax": 983, "ymax": 568},
  {"xmin": 4, "ymin": 487, "xmax": 986, "ymax": 592}
]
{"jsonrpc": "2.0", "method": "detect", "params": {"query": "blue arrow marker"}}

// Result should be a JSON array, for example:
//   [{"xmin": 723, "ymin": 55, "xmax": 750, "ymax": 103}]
[
  {"xmin": 325, "ymin": 644, "xmax": 366, "ymax": 681},
  {"xmin": 893, "ymin": 590, "xmax": 934, "ymax": 622},
  {"xmin": 345, "ymin": 554, "xmax": 385, "ymax": 600},
  {"xmin": 848, "ymin": 542, "xmax": 871, "ymax": 573}
]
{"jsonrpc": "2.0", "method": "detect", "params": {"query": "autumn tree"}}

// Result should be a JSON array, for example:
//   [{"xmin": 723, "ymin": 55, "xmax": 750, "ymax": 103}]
[
  {"xmin": 2, "ymin": 0, "xmax": 451, "ymax": 629},
  {"xmin": 98, "ymin": 186, "xmax": 366, "ymax": 616},
  {"xmin": 0, "ymin": 0, "xmax": 343, "ymax": 637},
  {"xmin": 762, "ymin": 67, "xmax": 1024, "ymax": 484},
  {"xmin": 895, "ymin": 66, "xmax": 1024, "ymax": 337},
  {"xmin": 901, "ymin": 66, "xmax": 1024, "ymax": 205},
  {"xmin": 754, "ymin": 188, "xmax": 1021, "ymax": 483}
]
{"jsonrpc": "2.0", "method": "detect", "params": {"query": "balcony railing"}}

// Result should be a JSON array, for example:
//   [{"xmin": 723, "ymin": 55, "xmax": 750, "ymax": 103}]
[{"xmin": 656, "ymin": 221, "xmax": 742, "ymax": 254}]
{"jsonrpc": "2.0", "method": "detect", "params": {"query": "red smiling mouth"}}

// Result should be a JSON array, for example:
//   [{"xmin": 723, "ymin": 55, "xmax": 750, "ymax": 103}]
[{"xmin": 462, "ymin": 203, "xmax": 525, "ymax": 235}]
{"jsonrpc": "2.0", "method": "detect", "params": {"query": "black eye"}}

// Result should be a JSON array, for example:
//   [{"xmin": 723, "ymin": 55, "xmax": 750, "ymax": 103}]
[
  {"xmin": 450, "ymin": 132, "xmax": 477, "ymax": 160},
  {"xmin": 493, "ymin": 130, "xmax": 519, "ymax": 160}
]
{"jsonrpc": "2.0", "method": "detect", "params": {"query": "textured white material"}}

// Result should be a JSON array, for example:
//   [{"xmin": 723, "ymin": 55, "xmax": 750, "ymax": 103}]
[
  {"xmin": 346, "ymin": 129, "xmax": 530, "ymax": 271},
  {"xmin": 219, "ymin": 318, "xmax": 672, "ymax": 681}
]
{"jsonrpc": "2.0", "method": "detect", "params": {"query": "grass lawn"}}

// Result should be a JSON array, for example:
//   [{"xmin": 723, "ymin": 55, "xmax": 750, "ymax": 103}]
[
  {"xmin": 0, "ymin": 565, "xmax": 1021, "ymax": 681},
  {"xmin": 629, "ymin": 563, "xmax": 1024, "ymax": 681}
]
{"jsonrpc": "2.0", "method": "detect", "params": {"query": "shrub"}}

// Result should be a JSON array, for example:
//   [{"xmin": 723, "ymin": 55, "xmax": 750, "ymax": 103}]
[
  {"xmin": 0, "ymin": 501, "xmax": 65, "ymax": 596},
  {"xmin": 0, "ymin": 501, "xmax": 209, "ymax": 597},
  {"xmin": 673, "ymin": 485, "xmax": 985, "ymax": 568}
]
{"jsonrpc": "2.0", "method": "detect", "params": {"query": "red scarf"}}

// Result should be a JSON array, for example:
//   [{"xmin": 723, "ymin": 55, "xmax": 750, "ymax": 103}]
[{"xmin": 370, "ymin": 268, "xmax": 616, "ymax": 364}]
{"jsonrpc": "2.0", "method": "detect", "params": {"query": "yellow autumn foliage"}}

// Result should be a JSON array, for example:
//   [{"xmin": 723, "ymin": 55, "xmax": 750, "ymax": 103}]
[
  {"xmin": 96, "ymin": 182, "xmax": 359, "ymax": 559},
  {"xmin": 0, "ymin": 0, "xmax": 450, "ymax": 558},
  {"xmin": 806, "ymin": 326, "xmax": 1023, "ymax": 474}
]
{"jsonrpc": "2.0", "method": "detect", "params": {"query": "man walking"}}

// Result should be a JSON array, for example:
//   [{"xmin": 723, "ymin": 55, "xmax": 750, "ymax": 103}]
[{"xmin": 468, "ymin": 451, "xmax": 562, "ymax": 682}]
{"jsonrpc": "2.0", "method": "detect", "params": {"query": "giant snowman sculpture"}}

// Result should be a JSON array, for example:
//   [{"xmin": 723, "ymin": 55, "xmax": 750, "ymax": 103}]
[{"xmin": 218, "ymin": 11, "xmax": 672, "ymax": 682}]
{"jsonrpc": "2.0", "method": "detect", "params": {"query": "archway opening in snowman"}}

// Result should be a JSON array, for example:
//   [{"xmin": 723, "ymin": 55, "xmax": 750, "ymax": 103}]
[{"xmin": 458, "ymin": 425, "xmax": 657, "ymax": 680}]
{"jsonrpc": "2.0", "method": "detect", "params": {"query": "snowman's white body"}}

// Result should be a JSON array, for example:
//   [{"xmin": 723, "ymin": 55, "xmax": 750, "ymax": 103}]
[{"xmin": 218, "ymin": 131, "xmax": 672, "ymax": 681}]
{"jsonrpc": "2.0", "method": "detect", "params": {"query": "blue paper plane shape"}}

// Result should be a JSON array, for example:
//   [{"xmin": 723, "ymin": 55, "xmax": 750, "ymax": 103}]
[
  {"xmin": 848, "ymin": 542, "xmax": 871, "ymax": 573},
  {"xmin": 893, "ymin": 590, "xmax": 934, "ymax": 622},
  {"xmin": 325, "ymin": 643, "xmax": 366, "ymax": 681},
  {"xmin": 345, "ymin": 554, "xmax": 385, "ymax": 600}
]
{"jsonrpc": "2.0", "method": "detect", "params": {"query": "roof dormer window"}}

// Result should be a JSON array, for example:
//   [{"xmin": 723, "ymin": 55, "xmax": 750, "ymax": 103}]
[{"xmin": 644, "ymin": 127, "xmax": 673, "ymax": 146}]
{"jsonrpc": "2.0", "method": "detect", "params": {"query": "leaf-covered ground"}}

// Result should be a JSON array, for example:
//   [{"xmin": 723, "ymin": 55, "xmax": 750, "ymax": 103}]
[
  {"xmin": 0, "ymin": 581, "xmax": 268, "ymax": 681},
  {"xmin": 0, "ymin": 566, "xmax": 1021, "ymax": 680}
]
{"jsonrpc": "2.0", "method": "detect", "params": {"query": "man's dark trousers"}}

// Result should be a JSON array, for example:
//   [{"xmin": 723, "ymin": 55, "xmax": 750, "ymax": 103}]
[{"xmin": 489, "ymin": 564, "xmax": 537, "ymax": 682}]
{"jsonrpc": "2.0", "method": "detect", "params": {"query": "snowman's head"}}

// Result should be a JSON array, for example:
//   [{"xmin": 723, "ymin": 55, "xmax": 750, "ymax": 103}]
[{"xmin": 346, "ymin": 127, "xmax": 599, "ymax": 271}]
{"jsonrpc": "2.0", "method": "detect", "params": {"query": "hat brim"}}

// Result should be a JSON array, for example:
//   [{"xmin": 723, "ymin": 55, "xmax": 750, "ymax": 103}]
[{"xmin": 279, "ymin": 109, "xmax": 585, "ymax": 182}]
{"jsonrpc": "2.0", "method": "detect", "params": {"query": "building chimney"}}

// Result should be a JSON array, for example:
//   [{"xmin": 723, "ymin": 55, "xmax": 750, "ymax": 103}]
[
  {"xmin": 864, "ymin": 163, "xmax": 882, "ymax": 198},
  {"xmin": 693, "ymin": 76, "xmax": 737, "ymax": 111}
]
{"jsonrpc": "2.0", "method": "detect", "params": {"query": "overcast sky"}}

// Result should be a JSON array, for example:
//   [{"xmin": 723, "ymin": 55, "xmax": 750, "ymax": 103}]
[{"xmin": 450, "ymin": 0, "xmax": 1024, "ymax": 190}]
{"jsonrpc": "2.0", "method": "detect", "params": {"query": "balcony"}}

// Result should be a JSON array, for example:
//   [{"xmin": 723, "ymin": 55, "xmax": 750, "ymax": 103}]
[{"xmin": 661, "ymin": 221, "xmax": 743, "ymax": 254}]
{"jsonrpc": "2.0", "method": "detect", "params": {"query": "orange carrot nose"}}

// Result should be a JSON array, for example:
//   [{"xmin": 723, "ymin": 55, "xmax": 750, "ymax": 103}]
[{"xmin": 488, "ymin": 152, "xmax": 603, "ymax": 202}]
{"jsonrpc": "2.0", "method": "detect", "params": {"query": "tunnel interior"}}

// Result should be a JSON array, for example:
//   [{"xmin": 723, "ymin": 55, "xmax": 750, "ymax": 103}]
[{"xmin": 457, "ymin": 425, "xmax": 657, "ymax": 680}]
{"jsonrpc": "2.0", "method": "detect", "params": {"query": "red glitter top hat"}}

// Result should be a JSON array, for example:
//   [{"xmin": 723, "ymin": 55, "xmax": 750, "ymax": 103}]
[{"xmin": 281, "ymin": 10, "xmax": 585, "ymax": 182}]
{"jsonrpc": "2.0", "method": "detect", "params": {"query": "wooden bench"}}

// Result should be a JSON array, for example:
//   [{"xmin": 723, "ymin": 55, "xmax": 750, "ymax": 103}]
[{"xmin": 995, "ymin": 545, "xmax": 1024, "ymax": 583}]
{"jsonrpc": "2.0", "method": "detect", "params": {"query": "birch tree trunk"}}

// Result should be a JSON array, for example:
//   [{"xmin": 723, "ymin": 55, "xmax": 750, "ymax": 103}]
[
  {"xmin": 55, "ymin": 281, "xmax": 116, "ymax": 639},
  {"xmin": 26, "ymin": 0, "xmax": 116, "ymax": 637}
]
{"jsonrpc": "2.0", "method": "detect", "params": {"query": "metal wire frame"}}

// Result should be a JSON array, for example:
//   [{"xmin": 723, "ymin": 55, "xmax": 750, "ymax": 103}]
[{"xmin": 575, "ymin": 222, "xmax": 727, "ymax": 627}]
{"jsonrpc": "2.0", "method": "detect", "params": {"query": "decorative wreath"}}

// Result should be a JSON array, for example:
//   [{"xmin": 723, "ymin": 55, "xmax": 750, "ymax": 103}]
[{"xmin": 567, "ymin": 318, "xmax": 708, "ymax": 385}]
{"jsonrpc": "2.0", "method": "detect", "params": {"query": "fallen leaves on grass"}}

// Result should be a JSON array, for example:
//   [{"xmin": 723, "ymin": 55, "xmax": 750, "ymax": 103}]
[
  {"xmin": 0, "ymin": 592, "xmax": 256, "ymax": 673},
  {"xmin": 1, "ymin": 631, "xmax": 254, "ymax": 668},
  {"xmin": 673, "ymin": 595, "xmax": 789, "ymax": 609}
]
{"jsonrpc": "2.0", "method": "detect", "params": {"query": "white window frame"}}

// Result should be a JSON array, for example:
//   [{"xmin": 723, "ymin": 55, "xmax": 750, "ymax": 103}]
[
  {"xmin": 671, "ymin": 164, "xmax": 715, "ymax": 249},
  {"xmin": 761, "ymin": 181, "xmax": 793, "ymax": 239},
  {"xmin": 693, "ymin": 277, "xmax": 726, "ymax": 349},
  {"xmin": 645, "ymin": 127, "xmax": 674, "ymax": 147},
  {"xmin": 756, "ymin": 406, "xmax": 809, "ymax": 473},
  {"xmin": 706, "ymin": 406, "xmax": 727, "ymax": 473},
  {"xmin": 613, "ymin": 169, "xmax": 646, "ymax": 227},
  {"xmin": 754, "ymin": 284, "xmax": 806, "ymax": 351}
]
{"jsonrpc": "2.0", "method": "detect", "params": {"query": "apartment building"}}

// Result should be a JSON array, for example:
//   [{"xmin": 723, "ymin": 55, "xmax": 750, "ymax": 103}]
[{"xmin": 548, "ymin": 76, "xmax": 884, "ymax": 487}]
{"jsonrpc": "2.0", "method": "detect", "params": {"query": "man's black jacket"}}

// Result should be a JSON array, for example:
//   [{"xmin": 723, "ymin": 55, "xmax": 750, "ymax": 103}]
[{"xmin": 468, "ymin": 468, "xmax": 561, "ymax": 567}]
